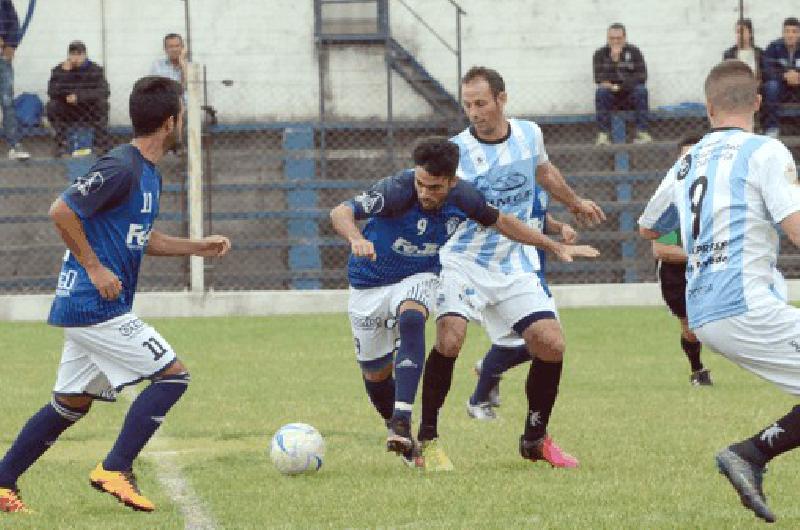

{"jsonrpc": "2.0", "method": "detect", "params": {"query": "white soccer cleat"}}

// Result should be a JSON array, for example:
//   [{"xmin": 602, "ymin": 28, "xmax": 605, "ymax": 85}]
[{"xmin": 466, "ymin": 399, "xmax": 497, "ymax": 421}]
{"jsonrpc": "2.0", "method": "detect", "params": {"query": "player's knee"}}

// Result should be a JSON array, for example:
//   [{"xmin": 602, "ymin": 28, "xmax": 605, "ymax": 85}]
[
  {"xmin": 526, "ymin": 329, "xmax": 565, "ymax": 361},
  {"xmin": 398, "ymin": 309, "xmax": 426, "ymax": 334},
  {"xmin": 682, "ymin": 329, "xmax": 699, "ymax": 343},
  {"xmin": 53, "ymin": 394, "xmax": 93, "ymax": 419},
  {"xmin": 435, "ymin": 316, "xmax": 466, "ymax": 357},
  {"xmin": 363, "ymin": 363, "xmax": 393, "ymax": 382}
]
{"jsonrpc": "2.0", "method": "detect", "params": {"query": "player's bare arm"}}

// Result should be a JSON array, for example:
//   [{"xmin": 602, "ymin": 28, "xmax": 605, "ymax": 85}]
[
  {"xmin": 535, "ymin": 162, "xmax": 606, "ymax": 226},
  {"xmin": 492, "ymin": 212, "xmax": 599, "ymax": 262},
  {"xmin": 146, "ymin": 230, "xmax": 231, "ymax": 257},
  {"xmin": 651, "ymin": 240, "xmax": 687, "ymax": 264},
  {"xmin": 639, "ymin": 226, "xmax": 661, "ymax": 240},
  {"xmin": 544, "ymin": 213, "xmax": 577, "ymax": 244},
  {"xmin": 49, "ymin": 197, "xmax": 122, "ymax": 301},
  {"xmin": 780, "ymin": 211, "xmax": 800, "ymax": 247},
  {"xmin": 330, "ymin": 203, "xmax": 376, "ymax": 260}
]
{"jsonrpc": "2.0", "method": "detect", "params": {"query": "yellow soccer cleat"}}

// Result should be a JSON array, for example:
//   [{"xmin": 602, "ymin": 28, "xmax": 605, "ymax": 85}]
[
  {"xmin": 0, "ymin": 486, "xmax": 30, "ymax": 513},
  {"xmin": 90, "ymin": 463, "xmax": 155, "ymax": 512},
  {"xmin": 420, "ymin": 439, "xmax": 454, "ymax": 472}
]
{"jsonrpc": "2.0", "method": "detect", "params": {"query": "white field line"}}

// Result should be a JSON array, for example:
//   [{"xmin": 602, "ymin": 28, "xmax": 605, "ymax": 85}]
[{"xmin": 121, "ymin": 389, "xmax": 218, "ymax": 530}]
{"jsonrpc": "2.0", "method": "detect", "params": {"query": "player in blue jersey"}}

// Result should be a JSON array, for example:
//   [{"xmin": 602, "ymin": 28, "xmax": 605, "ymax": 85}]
[
  {"xmin": 467, "ymin": 191, "xmax": 579, "ymax": 419},
  {"xmin": 330, "ymin": 137, "xmax": 598, "ymax": 466},
  {"xmin": 640, "ymin": 60, "xmax": 800, "ymax": 523},
  {"xmin": 416, "ymin": 67, "xmax": 606, "ymax": 471},
  {"xmin": 0, "ymin": 76, "xmax": 231, "ymax": 514}
]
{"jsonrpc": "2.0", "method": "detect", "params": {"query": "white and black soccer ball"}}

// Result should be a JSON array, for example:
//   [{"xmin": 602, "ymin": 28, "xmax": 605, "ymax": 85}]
[{"xmin": 269, "ymin": 423, "xmax": 325, "ymax": 475}]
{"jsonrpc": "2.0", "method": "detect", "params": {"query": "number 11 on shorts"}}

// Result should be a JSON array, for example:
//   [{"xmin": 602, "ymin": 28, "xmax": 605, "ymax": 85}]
[{"xmin": 142, "ymin": 336, "xmax": 168, "ymax": 360}]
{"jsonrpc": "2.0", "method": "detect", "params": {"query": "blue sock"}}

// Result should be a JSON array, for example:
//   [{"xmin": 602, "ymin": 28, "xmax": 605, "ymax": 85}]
[
  {"xmin": 363, "ymin": 376, "xmax": 395, "ymax": 421},
  {"xmin": 392, "ymin": 310, "xmax": 427, "ymax": 421},
  {"xmin": 0, "ymin": 399, "xmax": 86, "ymax": 488},
  {"xmin": 103, "ymin": 373, "xmax": 189, "ymax": 472},
  {"xmin": 471, "ymin": 345, "xmax": 529, "ymax": 405}
]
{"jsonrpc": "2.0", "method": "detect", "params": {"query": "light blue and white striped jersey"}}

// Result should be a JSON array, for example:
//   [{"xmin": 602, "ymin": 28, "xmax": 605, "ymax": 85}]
[
  {"xmin": 639, "ymin": 128, "xmax": 800, "ymax": 329},
  {"xmin": 441, "ymin": 119, "xmax": 549, "ymax": 274}
]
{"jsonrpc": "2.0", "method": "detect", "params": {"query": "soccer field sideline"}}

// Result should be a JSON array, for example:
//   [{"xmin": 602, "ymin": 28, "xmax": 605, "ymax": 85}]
[{"xmin": 5, "ymin": 280, "xmax": 800, "ymax": 321}]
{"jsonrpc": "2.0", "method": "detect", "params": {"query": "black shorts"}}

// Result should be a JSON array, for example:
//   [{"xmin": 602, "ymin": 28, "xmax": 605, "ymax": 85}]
[{"xmin": 658, "ymin": 262, "xmax": 687, "ymax": 319}]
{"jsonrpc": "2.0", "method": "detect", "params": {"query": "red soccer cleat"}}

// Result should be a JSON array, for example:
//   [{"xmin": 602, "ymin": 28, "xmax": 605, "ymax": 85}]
[{"xmin": 520, "ymin": 435, "xmax": 579, "ymax": 468}]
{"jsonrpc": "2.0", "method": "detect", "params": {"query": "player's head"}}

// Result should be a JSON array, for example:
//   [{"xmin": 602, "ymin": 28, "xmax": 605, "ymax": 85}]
[
  {"xmin": 678, "ymin": 134, "xmax": 701, "ymax": 157},
  {"xmin": 783, "ymin": 17, "xmax": 800, "ymax": 48},
  {"xmin": 67, "ymin": 40, "xmax": 87, "ymax": 68},
  {"xmin": 163, "ymin": 33, "xmax": 184, "ymax": 61},
  {"xmin": 412, "ymin": 137, "xmax": 460, "ymax": 211},
  {"xmin": 704, "ymin": 60, "xmax": 759, "ymax": 126},
  {"xmin": 735, "ymin": 18, "xmax": 754, "ymax": 48},
  {"xmin": 129, "ymin": 76, "xmax": 184, "ymax": 149},
  {"xmin": 461, "ymin": 66, "xmax": 507, "ymax": 139},
  {"xmin": 607, "ymin": 23, "xmax": 626, "ymax": 47}
]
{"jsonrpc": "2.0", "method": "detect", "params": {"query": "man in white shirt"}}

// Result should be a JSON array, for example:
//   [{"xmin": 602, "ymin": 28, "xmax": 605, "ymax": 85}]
[
  {"xmin": 150, "ymin": 33, "xmax": 186, "ymax": 90},
  {"xmin": 639, "ymin": 59, "xmax": 800, "ymax": 524}
]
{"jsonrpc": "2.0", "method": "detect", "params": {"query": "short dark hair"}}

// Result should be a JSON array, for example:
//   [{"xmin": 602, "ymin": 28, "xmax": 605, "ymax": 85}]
[
  {"xmin": 704, "ymin": 60, "xmax": 758, "ymax": 113},
  {"xmin": 462, "ymin": 66, "xmax": 505, "ymax": 99},
  {"xmin": 412, "ymin": 137, "xmax": 459, "ymax": 177},
  {"xmin": 68, "ymin": 40, "xmax": 86, "ymax": 54},
  {"xmin": 735, "ymin": 18, "xmax": 755, "ymax": 47},
  {"xmin": 678, "ymin": 134, "xmax": 702, "ymax": 153},
  {"xmin": 164, "ymin": 33, "xmax": 183, "ymax": 47},
  {"xmin": 608, "ymin": 23, "xmax": 626, "ymax": 35},
  {"xmin": 784, "ymin": 17, "xmax": 800, "ymax": 28},
  {"xmin": 129, "ymin": 76, "xmax": 182, "ymax": 137}
]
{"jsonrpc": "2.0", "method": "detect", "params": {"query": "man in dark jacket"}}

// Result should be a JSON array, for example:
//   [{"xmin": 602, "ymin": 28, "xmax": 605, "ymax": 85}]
[
  {"xmin": 0, "ymin": 0, "xmax": 29, "ymax": 160},
  {"xmin": 46, "ymin": 40, "xmax": 111, "ymax": 156},
  {"xmin": 762, "ymin": 17, "xmax": 800, "ymax": 137},
  {"xmin": 593, "ymin": 23, "xmax": 651, "ymax": 146}
]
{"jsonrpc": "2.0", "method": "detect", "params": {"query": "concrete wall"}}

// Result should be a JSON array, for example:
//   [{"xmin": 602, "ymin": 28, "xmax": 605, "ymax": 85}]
[{"xmin": 10, "ymin": 0, "xmax": 798, "ymax": 124}]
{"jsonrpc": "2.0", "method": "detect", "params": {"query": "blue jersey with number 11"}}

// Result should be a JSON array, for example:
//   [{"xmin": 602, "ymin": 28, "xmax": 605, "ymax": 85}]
[{"xmin": 48, "ymin": 144, "xmax": 161, "ymax": 327}]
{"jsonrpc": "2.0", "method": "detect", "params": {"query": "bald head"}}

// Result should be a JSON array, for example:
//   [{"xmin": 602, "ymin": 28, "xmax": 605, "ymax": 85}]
[{"xmin": 704, "ymin": 60, "xmax": 758, "ymax": 114}]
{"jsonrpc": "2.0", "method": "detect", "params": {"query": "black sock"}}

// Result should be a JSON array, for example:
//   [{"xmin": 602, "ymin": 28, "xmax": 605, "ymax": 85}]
[
  {"xmin": 744, "ymin": 404, "xmax": 800, "ymax": 463},
  {"xmin": 523, "ymin": 358, "xmax": 563, "ymax": 441},
  {"xmin": 681, "ymin": 336, "xmax": 703, "ymax": 372},
  {"xmin": 363, "ymin": 376, "xmax": 395, "ymax": 421},
  {"xmin": 419, "ymin": 347, "xmax": 456, "ymax": 441}
]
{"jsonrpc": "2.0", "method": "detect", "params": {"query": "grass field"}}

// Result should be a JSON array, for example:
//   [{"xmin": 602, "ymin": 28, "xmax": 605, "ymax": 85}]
[{"xmin": 1, "ymin": 307, "xmax": 799, "ymax": 529}]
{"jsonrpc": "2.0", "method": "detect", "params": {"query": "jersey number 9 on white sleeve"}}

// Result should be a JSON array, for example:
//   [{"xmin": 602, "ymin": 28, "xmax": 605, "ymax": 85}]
[{"xmin": 689, "ymin": 175, "xmax": 708, "ymax": 240}]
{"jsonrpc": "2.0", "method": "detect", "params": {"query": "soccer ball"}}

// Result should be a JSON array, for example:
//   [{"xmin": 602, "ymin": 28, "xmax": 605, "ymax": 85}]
[{"xmin": 269, "ymin": 423, "xmax": 325, "ymax": 475}]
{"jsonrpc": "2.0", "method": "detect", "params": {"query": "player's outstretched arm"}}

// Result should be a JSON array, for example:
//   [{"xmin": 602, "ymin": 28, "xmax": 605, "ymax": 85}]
[
  {"xmin": 146, "ymin": 230, "xmax": 231, "ymax": 257},
  {"xmin": 330, "ymin": 203, "xmax": 376, "ymax": 260},
  {"xmin": 544, "ymin": 213, "xmax": 577, "ymax": 243},
  {"xmin": 535, "ymin": 162, "xmax": 606, "ymax": 227},
  {"xmin": 651, "ymin": 241, "xmax": 687, "ymax": 263},
  {"xmin": 492, "ymin": 212, "xmax": 599, "ymax": 262},
  {"xmin": 49, "ymin": 197, "xmax": 122, "ymax": 300}
]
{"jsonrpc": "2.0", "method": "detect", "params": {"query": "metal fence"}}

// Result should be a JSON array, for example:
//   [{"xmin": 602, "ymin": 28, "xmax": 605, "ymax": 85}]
[{"xmin": 3, "ymin": 0, "xmax": 800, "ymax": 294}]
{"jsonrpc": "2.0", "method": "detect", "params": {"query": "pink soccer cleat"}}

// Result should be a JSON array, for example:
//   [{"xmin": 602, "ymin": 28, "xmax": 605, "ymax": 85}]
[{"xmin": 520, "ymin": 435, "xmax": 579, "ymax": 468}]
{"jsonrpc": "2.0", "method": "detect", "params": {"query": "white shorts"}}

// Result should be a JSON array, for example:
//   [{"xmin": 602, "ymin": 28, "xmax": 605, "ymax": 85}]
[
  {"xmin": 53, "ymin": 313, "xmax": 177, "ymax": 401},
  {"xmin": 695, "ymin": 300, "xmax": 800, "ymax": 395},
  {"xmin": 436, "ymin": 260, "xmax": 556, "ymax": 345},
  {"xmin": 348, "ymin": 272, "xmax": 438, "ymax": 365}
]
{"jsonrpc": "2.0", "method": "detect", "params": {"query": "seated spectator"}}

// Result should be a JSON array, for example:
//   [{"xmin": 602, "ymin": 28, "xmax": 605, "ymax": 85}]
[
  {"xmin": 593, "ymin": 23, "xmax": 651, "ymax": 146},
  {"xmin": 150, "ymin": 33, "xmax": 187, "ymax": 90},
  {"xmin": 46, "ymin": 40, "xmax": 111, "ymax": 156},
  {"xmin": 762, "ymin": 17, "xmax": 800, "ymax": 138},
  {"xmin": 723, "ymin": 18, "xmax": 763, "ymax": 80}
]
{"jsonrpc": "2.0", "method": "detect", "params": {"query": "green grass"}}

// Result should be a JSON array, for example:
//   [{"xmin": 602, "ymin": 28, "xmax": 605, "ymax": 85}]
[{"xmin": 1, "ymin": 308, "xmax": 799, "ymax": 528}]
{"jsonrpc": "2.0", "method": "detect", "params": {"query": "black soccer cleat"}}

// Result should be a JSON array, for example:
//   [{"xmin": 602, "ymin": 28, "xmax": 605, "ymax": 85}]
[
  {"xmin": 691, "ymin": 368, "xmax": 713, "ymax": 386},
  {"xmin": 386, "ymin": 417, "xmax": 414, "ymax": 455},
  {"xmin": 715, "ymin": 448, "xmax": 775, "ymax": 523}
]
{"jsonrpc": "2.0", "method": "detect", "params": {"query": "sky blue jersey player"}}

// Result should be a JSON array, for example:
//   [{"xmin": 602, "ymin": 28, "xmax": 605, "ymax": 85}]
[
  {"xmin": 330, "ymin": 137, "xmax": 586, "ymax": 466},
  {"xmin": 640, "ymin": 60, "xmax": 800, "ymax": 523},
  {"xmin": 0, "ymin": 76, "xmax": 231, "ymax": 514}
]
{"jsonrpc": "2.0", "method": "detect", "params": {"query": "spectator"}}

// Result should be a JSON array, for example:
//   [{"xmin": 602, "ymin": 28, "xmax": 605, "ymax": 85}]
[
  {"xmin": 723, "ymin": 18, "xmax": 763, "ymax": 80},
  {"xmin": 0, "ymin": 0, "xmax": 29, "ymax": 160},
  {"xmin": 150, "ymin": 33, "xmax": 187, "ymax": 90},
  {"xmin": 762, "ymin": 17, "xmax": 800, "ymax": 138},
  {"xmin": 46, "ymin": 40, "xmax": 111, "ymax": 157},
  {"xmin": 593, "ymin": 23, "xmax": 651, "ymax": 146}
]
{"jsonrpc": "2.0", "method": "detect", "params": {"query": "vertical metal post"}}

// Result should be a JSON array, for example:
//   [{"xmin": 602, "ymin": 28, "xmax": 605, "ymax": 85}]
[
  {"xmin": 183, "ymin": 0, "xmax": 193, "ymax": 61},
  {"xmin": 456, "ymin": 7, "xmax": 463, "ymax": 104},
  {"xmin": 186, "ymin": 62, "xmax": 204, "ymax": 292},
  {"xmin": 384, "ymin": 1, "xmax": 394, "ymax": 168}
]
